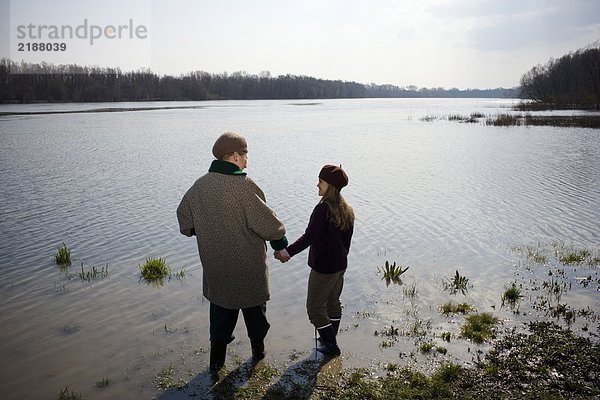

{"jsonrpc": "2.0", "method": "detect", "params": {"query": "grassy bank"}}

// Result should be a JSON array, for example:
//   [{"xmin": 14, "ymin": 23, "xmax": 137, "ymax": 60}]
[
  {"xmin": 317, "ymin": 321, "xmax": 600, "ymax": 400},
  {"xmin": 150, "ymin": 321, "xmax": 599, "ymax": 400}
]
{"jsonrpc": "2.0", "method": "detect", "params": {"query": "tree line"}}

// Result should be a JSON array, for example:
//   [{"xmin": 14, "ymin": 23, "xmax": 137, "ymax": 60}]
[
  {"xmin": 0, "ymin": 59, "xmax": 518, "ymax": 104},
  {"xmin": 520, "ymin": 43, "xmax": 600, "ymax": 110}
]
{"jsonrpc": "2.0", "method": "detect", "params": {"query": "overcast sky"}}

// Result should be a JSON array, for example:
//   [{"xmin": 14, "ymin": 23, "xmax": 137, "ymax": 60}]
[{"xmin": 2, "ymin": 0, "xmax": 599, "ymax": 89}]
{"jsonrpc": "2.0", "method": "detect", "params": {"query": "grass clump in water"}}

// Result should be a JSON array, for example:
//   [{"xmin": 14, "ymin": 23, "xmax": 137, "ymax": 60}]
[
  {"xmin": 174, "ymin": 267, "xmax": 186, "ymax": 281},
  {"xmin": 514, "ymin": 245, "xmax": 548, "ymax": 264},
  {"xmin": 441, "ymin": 331, "xmax": 452, "ymax": 342},
  {"xmin": 375, "ymin": 325, "xmax": 399, "ymax": 337},
  {"xmin": 460, "ymin": 312, "xmax": 499, "ymax": 344},
  {"xmin": 379, "ymin": 261, "xmax": 409, "ymax": 286},
  {"xmin": 376, "ymin": 325, "xmax": 400, "ymax": 348},
  {"xmin": 443, "ymin": 270, "xmax": 470, "ymax": 295},
  {"xmin": 55, "ymin": 243, "xmax": 72, "ymax": 267},
  {"xmin": 552, "ymin": 243, "xmax": 600, "ymax": 267},
  {"xmin": 501, "ymin": 283, "xmax": 523, "ymax": 311},
  {"xmin": 440, "ymin": 301, "xmax": 473, "ymax": 315},
  {"xmin": 95, "ymin": 378, "xmax": 110, "ymax": 388},
  {"xmin": 56, "ymin": 386, "xmax": 84, "ymax": 400},
  {"xmin": 558, "ymin": 248, "xmax": 591, "ymax": 265},
  {"xmin": 78, "ymin": 263, "xmax": 109, "ymax": 282},
  {"xmin": 420, "ymin": 114, "xmax": 438, "ymax": 122},
  {"xmin": 448, "ymin": 114, "xmax": 480, "ymax": 123},
  {"xmin": 402, "ymin": 282, "xmax": 418, "ymax": 300},
  {"xmin": 139, "ymin": 257, "xmax": 171, "ymax": 283},
  {"xmin": 154, "ymin": 364, "xmax": 186, "ymax": 389},
  {"xmin": 419, "ymin": 341, "xmax": 435, "ymax": 353},
  {"xmin": 486, "ymin": 113, "xmax": 521, "ymax": 126},
  {"xmin": 62, "ymin": 321, "xmax": 81, "ymax": 334},
  {"xmin": 515, "ymin": 243, "xmax": 599, "ymax": 267}
]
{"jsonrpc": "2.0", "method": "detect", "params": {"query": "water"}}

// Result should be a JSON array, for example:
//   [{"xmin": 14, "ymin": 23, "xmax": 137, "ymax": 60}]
[{"xmin": 0, "ymin": 98, "xmax": 599, "ymax": 399}]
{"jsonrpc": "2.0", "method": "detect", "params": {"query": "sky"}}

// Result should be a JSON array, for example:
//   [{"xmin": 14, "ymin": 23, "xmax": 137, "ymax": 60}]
[{"xmin": 1, "ymin": 0, "xmax": 599, "ymax": 89}]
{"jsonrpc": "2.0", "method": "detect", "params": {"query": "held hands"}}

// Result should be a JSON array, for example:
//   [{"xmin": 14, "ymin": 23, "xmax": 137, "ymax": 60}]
[{"xmin": 274, "ymin": 250, "xmax": 290, "ymax": 263}]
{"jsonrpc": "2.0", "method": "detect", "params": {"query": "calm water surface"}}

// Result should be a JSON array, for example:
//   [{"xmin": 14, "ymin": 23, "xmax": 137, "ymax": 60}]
[{"xmin": 0, "ymin": 98, "xmax": 599, "ymax": 399}]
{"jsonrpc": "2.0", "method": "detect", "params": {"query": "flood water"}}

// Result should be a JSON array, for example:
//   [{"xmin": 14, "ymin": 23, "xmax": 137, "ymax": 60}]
[{"xmin": 0, "ymin": 98, "xmax": 599, "ymax": 399}]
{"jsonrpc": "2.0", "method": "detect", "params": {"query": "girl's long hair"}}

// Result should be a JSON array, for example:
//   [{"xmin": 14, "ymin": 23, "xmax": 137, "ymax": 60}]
[{"xmin": 322, "ymin": 185, "xmax": 355, "ymax": 231}]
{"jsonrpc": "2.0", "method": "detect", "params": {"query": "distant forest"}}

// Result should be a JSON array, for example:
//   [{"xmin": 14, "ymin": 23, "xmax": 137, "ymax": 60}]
[
  {"xmin": 0, "ymin": 59, "xmax": 519, "ymax": 103},
  {"xmin": 520, "ymin": 44, "xmax": 600, "ymax": 110}
]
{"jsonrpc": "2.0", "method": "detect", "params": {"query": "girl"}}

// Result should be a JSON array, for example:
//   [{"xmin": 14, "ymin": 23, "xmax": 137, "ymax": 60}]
[{"xmin": 276, "ymin": 165, "xmax": 354, "ymax": 356}]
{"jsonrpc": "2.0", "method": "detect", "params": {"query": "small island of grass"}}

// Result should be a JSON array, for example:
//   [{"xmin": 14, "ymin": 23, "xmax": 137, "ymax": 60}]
[{"xmin": 139, "ymin": 257, "xmax": 171, "ymax": 283}]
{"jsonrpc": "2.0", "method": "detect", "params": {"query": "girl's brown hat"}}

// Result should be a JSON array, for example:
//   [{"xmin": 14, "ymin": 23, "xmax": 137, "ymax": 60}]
[{"xmin": 319, "ymin": 164, "xmax": 348, "ymax": 191}]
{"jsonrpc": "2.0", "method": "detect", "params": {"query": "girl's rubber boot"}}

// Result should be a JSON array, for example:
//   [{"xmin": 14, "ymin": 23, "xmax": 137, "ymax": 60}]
[
  {"xmin": 331, "ymin": 318, "xmax": 340, "ymax": 335},
  {"xmin": 318, "ymin": 317, "xmax": 341, "ymax": 344},
  {"xmin": 316, "ymin": 325, "xmax": 341, "ymax": 356}
]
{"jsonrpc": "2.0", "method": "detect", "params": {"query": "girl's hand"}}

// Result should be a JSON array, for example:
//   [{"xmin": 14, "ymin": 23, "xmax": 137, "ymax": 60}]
[{"xmin": 274, "ymin": 250, "xmax": 290, "ymax": 263}]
